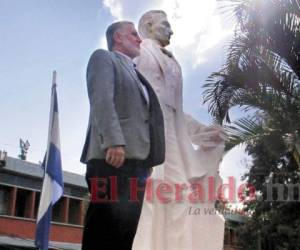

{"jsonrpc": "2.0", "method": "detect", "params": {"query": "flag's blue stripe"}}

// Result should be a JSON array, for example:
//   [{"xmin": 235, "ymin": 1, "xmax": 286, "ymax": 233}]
[
  {"xmin": 46, "ymin": 142, "xmax": 63, "ymax": 188},
  {"xmin": 35, "ymin": 205, "xmax": 52, "ymax": 250}
]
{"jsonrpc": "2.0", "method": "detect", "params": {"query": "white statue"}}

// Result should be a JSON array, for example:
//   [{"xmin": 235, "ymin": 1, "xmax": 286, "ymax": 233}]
[{"xmin": 133, "ymin": 10, "xmax": 226, "ymax": 250}]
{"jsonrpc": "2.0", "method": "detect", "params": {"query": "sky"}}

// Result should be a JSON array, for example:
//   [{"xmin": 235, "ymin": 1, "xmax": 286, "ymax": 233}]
[{"xmin": 0, "ymin": 0, "xmax": 251, "ymax": 191}]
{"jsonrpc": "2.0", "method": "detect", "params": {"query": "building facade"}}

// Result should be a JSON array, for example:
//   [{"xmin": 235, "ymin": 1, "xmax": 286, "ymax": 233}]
[
  {"xmin": 0, "ymin": 156, "xmax": 88, "ymax": 250},
  {"xmin": 0, "ymin": 155, "xmax": 246, "ymax": 250}
]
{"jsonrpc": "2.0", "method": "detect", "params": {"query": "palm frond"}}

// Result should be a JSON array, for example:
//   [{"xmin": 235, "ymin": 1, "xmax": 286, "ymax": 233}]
[
  {"xmin": 259, "ymin": 47, "xmax": 300, "ymax": 97},
  {"xmin": 224, "ymin": 116, "xmax": 268, "ymax": 150}
]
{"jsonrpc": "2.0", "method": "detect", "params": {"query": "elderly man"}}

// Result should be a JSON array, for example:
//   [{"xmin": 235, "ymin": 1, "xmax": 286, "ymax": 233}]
[
  {"xmin": 133, "ymin": 10, "xmax": 226, "ymax": 250},
  {"xmin": 80, "ymin": 21, "xmax": 165, "ymax": 250}
]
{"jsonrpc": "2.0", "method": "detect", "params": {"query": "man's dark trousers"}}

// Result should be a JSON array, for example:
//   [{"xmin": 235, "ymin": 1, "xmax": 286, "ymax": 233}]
[{"xmin": 81, "ymin": 159, "xmax": 150, "ymax": 250}]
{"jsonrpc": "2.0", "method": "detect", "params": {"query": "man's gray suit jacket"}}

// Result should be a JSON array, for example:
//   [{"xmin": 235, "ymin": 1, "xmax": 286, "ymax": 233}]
[{"xmin": 81, "ymin": 49, "xmax": 165, "ymax": 167}]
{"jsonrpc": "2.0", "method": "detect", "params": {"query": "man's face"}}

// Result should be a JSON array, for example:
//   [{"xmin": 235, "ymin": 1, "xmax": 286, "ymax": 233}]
[
  {"xmin": 117, "ymin": 24, "xmax": 141, "ymax": 59},
  {"xmin": 151, "ymin": 14, "xmax": 173, "ymax": 47}
]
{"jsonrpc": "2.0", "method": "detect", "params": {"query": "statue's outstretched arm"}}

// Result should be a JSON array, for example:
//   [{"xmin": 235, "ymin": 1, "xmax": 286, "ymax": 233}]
[
  {"xmin": 184, "ymin": 113, "xmax": 228, "ymax": 148},
  {"xmin": 184, "ymin": 113, "xmax": 206, "ymax": 137}
]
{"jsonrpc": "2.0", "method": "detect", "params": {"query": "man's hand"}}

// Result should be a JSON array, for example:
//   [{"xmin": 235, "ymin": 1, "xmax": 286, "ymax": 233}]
[{"xmin": 105, "ymin": 146, "xmax": 125, "ymax": 168}]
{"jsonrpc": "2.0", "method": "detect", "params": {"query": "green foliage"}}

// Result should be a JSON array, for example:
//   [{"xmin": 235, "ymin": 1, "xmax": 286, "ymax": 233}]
[{"xmin": 203, "ymin": 0, "xmax": 300, "ymax": 248}]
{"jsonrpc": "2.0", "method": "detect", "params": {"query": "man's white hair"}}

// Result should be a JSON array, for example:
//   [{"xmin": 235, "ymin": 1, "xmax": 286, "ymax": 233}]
[{"xmin": 106, "ymin": 21, "xmax": 133, "ymax": 51}]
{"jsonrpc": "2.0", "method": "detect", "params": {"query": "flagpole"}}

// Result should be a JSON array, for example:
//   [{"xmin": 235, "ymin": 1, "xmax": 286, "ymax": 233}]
[
  {"xmin": 45, "ymin": 71, "xmax": 57, "ymax": 170},
  {"xmin": 52, "ymin": 71, "xmax": 57, "ymax": 87},
  {"xmin": 35, "ymin": 71, "xmax": 64, "ymax": 250}
]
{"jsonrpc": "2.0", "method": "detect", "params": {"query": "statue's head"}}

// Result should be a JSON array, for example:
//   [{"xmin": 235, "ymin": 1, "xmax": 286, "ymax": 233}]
[{"xmin": 138, "ymin": 10, "xmax": 173, "ymax": 47}]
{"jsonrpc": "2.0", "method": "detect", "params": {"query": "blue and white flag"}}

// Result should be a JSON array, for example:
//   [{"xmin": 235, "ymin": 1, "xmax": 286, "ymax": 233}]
[{"xmin": 35, "ymin": 74, "xmax": 64, "ymax": 250}]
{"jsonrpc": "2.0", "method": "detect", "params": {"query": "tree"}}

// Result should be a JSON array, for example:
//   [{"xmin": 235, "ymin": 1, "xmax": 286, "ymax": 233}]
[{"xmin": 203, "ymin": 0, "xmax": 300, "ymax": 248}]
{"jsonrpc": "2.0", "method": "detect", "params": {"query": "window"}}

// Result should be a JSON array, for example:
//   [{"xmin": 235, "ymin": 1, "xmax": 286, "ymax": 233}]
[
  {"xmin": 52, "ymin": 198, "xmax": 64, "ymax": 222},
  {"xmin": 15, "ymin": 189, "xmax": 31, "ymax": 218},
  {"xmin": 0, "ymin": 185, "xmax": 11, "ymax": 215},
  {"xmin": 68, "ymin": 199, "xmax": 81, "ymax": 224}
]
